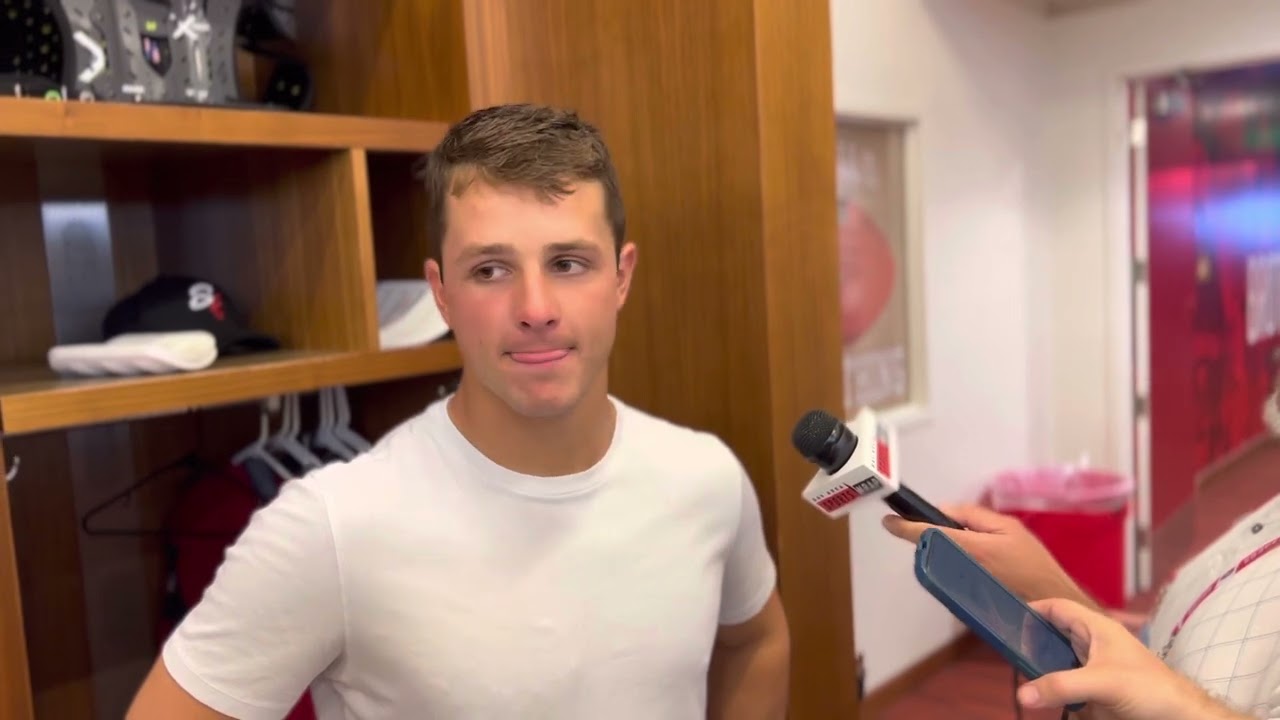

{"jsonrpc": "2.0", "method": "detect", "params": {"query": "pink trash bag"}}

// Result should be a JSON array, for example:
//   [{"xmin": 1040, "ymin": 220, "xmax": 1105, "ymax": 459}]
[{"xmin": 988, "ymin": 461, "xmax": 1133, "ymax": 515}]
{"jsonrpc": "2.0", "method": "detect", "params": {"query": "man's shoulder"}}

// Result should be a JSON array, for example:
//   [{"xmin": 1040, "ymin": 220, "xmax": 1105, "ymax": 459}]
[
  {"xmin": 614, "ymin": 397, "xmax": 744, "ymax": 476},
  {"xmin": 290, "ymin": 401, "xmax": 446, "ymax": 498}
]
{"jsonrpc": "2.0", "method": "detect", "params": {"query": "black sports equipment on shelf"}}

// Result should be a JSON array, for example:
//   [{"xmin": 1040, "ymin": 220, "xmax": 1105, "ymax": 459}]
[
  {"xmin": 75, "ymin": 0, "xmax": 242, "ymax": 104},
  {"xmin": 235, "ymin": 0, "xmax": 310, "ymax": 110},
  {"xmin": 1, "ymin": 0, "xmax": 308, "ymax": 110},
  {"xmin": 0, "ymin": 0, "xmax": 72, "ymax": 98},
  {"xmin": 0, "ymin": 0, "xmax": 242, "ymax": 103}
]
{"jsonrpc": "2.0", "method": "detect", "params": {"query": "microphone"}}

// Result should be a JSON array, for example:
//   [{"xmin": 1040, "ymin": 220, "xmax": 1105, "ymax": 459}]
[{"xmin": 791, "ymin": 407, "xmax": 965, "ymax": 529}]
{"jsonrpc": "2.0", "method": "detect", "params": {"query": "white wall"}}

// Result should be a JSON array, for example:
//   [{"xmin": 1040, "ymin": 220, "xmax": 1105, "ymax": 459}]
[
  {"xmin": 832, "ymin": 0, "xmax": 1280, "ymax": 697},
  {"xmin": 1043, "ymin": 0, "xmax": 1280, "ymax": 479},
  {"xmin": 830, "ymin": 0, "xmax": 1048, "ymax": 692}
]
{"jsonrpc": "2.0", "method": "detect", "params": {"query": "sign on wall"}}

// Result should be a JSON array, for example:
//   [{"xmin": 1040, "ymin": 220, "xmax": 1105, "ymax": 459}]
[
  {"xmin": 1246, "ymin": 250, "xmax": 1280, "ymax": 345},
  {"xmin": 835, "ymin": 117, "xmax": 914, "ymax": 416}
]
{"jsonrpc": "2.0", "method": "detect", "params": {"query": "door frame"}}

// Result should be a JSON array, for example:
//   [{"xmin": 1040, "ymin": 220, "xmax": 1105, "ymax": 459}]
[
  {"xmin": 1115, "ymin": 54, "xmax": 1280, "ymax": 599},
  {"xmin": 1126, "ymin": 80, "xmax": 1153, "ymax": 595}
]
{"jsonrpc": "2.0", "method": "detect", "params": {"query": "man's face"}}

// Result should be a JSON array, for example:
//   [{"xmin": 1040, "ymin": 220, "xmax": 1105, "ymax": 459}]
[{"xmin": 425, "ymin": 179, "xmax": 636, "ymax": 419}]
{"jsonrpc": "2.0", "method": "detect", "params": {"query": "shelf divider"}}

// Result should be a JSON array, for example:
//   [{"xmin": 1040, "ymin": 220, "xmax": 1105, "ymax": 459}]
[
  {"xmin": 0, "ymin": 97, "xmax": 447, "ymax": 153},
  {"xmin": 0, "ymin": 342, "xmax": 461, "ymax": 437}
]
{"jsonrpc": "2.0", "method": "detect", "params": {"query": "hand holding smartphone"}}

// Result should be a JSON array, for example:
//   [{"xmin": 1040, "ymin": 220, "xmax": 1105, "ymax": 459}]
[{"xmin": 914, "ymin": 527, "xmax": 1085, "ymax": 713}]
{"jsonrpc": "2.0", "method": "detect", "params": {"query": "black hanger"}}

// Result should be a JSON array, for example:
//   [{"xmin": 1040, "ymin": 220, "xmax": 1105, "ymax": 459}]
[{"xmin": 80, "ymin": 452, "xmax": 248, "ymax": 539}]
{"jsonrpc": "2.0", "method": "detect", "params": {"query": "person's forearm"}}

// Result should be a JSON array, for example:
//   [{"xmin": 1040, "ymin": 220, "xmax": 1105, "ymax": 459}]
[
  {"xmin": 706, "ymin": 633, "xmax": 790, "ymax": 720},
  {"xmin": 1184, "ymin": 686, "xmax": 1253, "ymax": 720},
  {"xmin": 1204, "ymin": 706, "xmax": 1255, "ymax": 720},
  {"xmin": 1071, "ymin": 685, "xmax": 1249, "ymax": 720},
  {"xmin": 1042, "ymin": 571, "xmax": 1104, "ymax": 611}
]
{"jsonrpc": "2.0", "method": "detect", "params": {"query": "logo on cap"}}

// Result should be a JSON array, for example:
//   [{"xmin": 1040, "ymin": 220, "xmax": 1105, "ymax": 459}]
[{"xmin": 187, "ymin": 282, "xmax": 226, "ymax": 321}]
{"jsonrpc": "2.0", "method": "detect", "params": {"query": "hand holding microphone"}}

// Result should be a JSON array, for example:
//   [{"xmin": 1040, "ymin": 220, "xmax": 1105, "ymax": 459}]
[
  {"xmin": 790, "ymin": 407, "xmax": 963, "ymax": 529},
  {"xmin": 789, "ymin": 407, "xmax": 1098, "ymax": 607}
]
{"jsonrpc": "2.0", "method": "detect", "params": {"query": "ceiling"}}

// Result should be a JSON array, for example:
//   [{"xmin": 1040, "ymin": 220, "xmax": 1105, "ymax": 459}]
[{"xmin": 1005, "ymin": 0, "xmax": 1138, "ymax": 17}]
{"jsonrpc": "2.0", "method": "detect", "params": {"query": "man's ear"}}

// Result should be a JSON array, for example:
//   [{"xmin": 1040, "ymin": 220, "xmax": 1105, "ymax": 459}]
[
  {"xmin": 424, "ymin": 258, "xmax": 450, "ymax": 326},
  {"xmin": 615, "ymin": 242, "xmax": 638, "ymax": 309}
]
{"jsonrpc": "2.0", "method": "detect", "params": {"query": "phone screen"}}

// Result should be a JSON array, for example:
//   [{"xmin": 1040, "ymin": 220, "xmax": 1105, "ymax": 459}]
[{"xmin": 919, "ymin": 530, "xmax": 1080, "ymax": 676}]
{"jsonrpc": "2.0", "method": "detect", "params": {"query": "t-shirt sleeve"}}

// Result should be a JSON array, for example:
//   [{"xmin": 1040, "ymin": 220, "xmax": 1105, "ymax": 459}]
[
  {"xmin": 161, "ymin": 474, "xmax": 344, "ymax": 720},
  {"xmin": 718, "ymin": 463, "xmax": 778, "ymax": 626}
]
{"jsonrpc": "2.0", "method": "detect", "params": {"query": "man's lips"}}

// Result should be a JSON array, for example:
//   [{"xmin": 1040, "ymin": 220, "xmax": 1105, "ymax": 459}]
[{"xmin": 507, "ymin": 348, "xmax": 572, "ymax": 364}]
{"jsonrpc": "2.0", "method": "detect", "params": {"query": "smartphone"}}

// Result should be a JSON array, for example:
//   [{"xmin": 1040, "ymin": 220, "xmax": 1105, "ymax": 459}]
[{"xmin": 914, "ymin": 527, "xmax": 1085, "ymax": 707}]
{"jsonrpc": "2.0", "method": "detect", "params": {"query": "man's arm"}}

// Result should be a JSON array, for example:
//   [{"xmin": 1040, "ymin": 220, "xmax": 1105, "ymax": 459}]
[
  {"xmin": 707, "ymin": 589, "xmax": 790, "ymax": 720},
  {"xmin": 127, "ymin": 660, "xmax": 232, "ymax": 720},
  {"xmin": 126, "ymin": 474, "xmax": 344, "ymax": 719}
]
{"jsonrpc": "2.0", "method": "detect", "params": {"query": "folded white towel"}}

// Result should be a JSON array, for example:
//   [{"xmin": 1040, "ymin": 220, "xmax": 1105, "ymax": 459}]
[{"xmin": 47, "ymin": 331, "xmax": 219, "ymax": 377}]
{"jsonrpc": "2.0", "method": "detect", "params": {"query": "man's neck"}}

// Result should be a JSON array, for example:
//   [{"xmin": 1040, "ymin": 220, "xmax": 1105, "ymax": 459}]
[{"xmin": 446, "ymin": 380, "xmax": 617, "ymax": 477}]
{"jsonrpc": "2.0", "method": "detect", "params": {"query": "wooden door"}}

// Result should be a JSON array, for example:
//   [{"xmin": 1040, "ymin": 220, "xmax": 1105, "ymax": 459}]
[{"xmin": 463, "ymin": 0, "xmax": 860, "ymax": 716}]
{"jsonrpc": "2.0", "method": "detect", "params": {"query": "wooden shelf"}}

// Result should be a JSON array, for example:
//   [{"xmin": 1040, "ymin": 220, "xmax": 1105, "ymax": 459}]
[
  {"xmin": 0, "ymin": 96, "xmax": 447, "ymax": 153},
  {"xmin": 0, "ymin": 341, "xmax": 461, "ymax": 436}
]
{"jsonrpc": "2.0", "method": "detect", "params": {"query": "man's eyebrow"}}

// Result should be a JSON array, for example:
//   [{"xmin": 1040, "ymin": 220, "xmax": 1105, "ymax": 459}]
[
  {"xmin": 458, "ymin": 243, "xmax": 515, "ymax": 261},
  {"xmin": 546, "ymin": 240, "xmax": 600, "ymax": 254},
  {"xmin": 456, "ymin": 240, "xmax": 601, "ymax": 261}
]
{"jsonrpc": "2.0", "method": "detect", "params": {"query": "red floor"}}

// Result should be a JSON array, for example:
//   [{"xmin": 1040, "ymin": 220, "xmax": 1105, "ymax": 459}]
[{"xmin": 873, "ymin": 439, "xmax": 1280, "ymax": 719}]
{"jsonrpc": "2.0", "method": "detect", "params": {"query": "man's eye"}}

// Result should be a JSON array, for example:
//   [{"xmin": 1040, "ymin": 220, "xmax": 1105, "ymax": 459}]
[
  {"xmin": 474, "ymin": 265, "xmax": 508, "ymax": 280},
  {"xmin": 553, "ymin": 258, "xmax": 587, "ymax": 273}
]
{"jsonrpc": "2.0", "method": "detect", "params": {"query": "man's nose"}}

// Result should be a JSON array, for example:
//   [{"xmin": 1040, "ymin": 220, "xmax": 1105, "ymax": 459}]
[{"xmin": 516, "ymin": 272, "xmax": 560, "ymax": 328}]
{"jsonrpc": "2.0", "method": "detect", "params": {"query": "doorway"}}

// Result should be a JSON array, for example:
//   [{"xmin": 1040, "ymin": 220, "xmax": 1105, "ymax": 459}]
[{"xmin": 1131, "ymin": 59, "xmax": 1280, "ymax": 590}]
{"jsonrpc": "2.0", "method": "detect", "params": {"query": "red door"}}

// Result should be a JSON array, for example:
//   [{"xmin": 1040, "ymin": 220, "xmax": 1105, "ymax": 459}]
[
  {"xmin": 1144, "ymin": 63, "xmax": 1280, "ymax": 537},
  {"xmin": 1145, "ymin": 76, "xmax": 1201, "ymax": 532}
]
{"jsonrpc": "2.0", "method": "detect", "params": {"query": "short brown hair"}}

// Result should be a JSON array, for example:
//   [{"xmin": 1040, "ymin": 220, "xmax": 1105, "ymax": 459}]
[{"xmin": 419, "ymin": 103, "xmax": 626, "ymax": 266}]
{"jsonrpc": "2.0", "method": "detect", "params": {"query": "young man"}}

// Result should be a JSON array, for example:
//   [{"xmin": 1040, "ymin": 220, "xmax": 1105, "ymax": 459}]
[{"xmin": 127, "ymin": 103, "xmax": 790, "ymax": 719}]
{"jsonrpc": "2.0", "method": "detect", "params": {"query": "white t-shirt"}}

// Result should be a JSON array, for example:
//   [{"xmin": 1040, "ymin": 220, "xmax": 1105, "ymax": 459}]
[
  {"xmin": 1146, "ymin": 491, "xmax": 1280, "ymax": 719},
  {"xmin": 161, "ymin": 396, "xmax": 778, "ymax": 720}
]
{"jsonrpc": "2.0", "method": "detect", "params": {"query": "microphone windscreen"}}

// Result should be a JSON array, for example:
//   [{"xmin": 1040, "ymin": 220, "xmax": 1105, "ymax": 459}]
[{"xmin": 791, "ymin": 409, "xmax": 841, "ymax": 459}]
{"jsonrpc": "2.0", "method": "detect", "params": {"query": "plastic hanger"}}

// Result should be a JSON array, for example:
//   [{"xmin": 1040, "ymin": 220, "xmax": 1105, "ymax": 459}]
[
  {"xmin": 312, "ymin": 388, "xmax": 357, "ymax": 461},
  {"xmin": 231, "ymin": 399, "xmax": 296, "ymax": 482},
  {"xmin": 331, "ymin": 386, "xmax": 372, "ymax": 453},
  {"xmin": 4, "ymin": 455, "xmax": 18, "ymax": 483},
  {"xmin": 266, "ymin": 394, "xmax": 325, "ymax": 471}
]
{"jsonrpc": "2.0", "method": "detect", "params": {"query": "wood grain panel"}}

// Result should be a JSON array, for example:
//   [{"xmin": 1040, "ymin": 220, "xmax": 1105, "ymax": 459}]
[
  {"xmin": 367, "ymin": 152, "xmax": 433, "ymax": 280},
  {"xmin": 35, "ymin": 139, "xmax": 155, "ymax": 720},
  {"xmin": 0, "ymin": 96, "xmax": 447, "ymax": 153},
  {"xmin": 6, "ymin": 433, "xmax": 96, "ymax": 720},
  {"xmin": 0, "ymin": 441, "xmax": 35, "ymax": 720},
  {"xmin": 343, "ymin": 149, "xmax": 382, "ymax": 350},
  {"xmin": 0, "ymin": 146, "xmax": 96, "ymax": 720},
  {"xmin": 102, "ymin": 154, "xmax": 161, "ymax": 292},
  {"xmin": 752, "ymin": 1, "xmax": 860, "ymax": 717},
  {"xmin": 463, "ymin": 0, "xmax": 856, "ymax": 716},
  {"xmin": 148, "ymin": 148, "xmax": 378, "ymax": 353},
  {"xmin": 0, "ymin": 148, "xmax": 56, "ymax": 366},
  {"xmin": 463, "ymin": 0, "xmax": 776, "ymax": 477},
  {"xmin": 295, "ymin": 0, "xmax": 472, "ymax": 122}
]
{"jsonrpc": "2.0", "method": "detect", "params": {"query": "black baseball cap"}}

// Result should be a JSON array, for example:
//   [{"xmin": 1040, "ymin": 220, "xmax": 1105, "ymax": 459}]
[{"xmin": 102, "ymin": 275, "xmax": 280, "ymax": 356}]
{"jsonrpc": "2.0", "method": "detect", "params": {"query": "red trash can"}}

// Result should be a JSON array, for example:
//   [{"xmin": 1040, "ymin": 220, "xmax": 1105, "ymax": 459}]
[{"xmin": 985, "ymin": 464, "xmax": 1133, "ymax": 609}]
